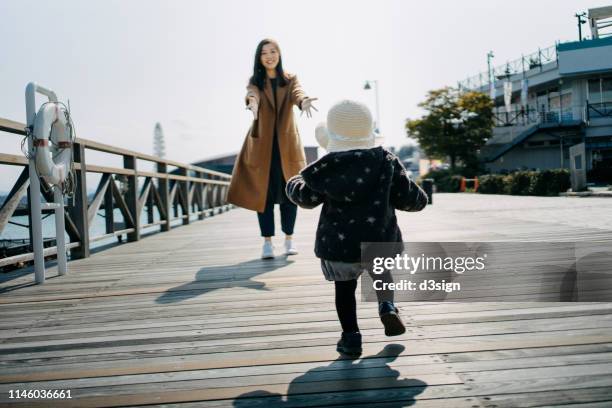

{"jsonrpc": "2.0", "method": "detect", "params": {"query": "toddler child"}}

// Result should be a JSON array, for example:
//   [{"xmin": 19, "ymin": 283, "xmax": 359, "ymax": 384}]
[{"xmin": 286, "ymin": 100, "xmax": 428, "ymax": 356}]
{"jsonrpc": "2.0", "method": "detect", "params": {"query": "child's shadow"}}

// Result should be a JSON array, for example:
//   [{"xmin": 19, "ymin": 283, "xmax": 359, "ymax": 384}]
[
  {"xmin": 233, "ymin": 344, "xmax": 427, "ymax": 407},
  {"xmin": 156, "ymin": 257, "xmax": 294, "ymax": 304}
]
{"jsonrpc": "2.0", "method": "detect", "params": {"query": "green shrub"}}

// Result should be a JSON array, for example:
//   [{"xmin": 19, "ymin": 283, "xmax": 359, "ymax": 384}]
[
  {"xmin": 421, "ymin": 169, "xmax": 462, "ymax": 192},
  {"xmin": 528, "ymin": 169, "xmax": 571, "ymax": 196},
  {"xmin": 478, "ymin": 174, "xmax": 505, "ymax": 194},
  {"xmin": 529, "ymin": 171, "xmax": 549, "ymax": 196},
  {"xmin": 507, "ymin": 171, "xmax": 533, "ymax": 195},
  {"xmin": 477, "ymin": 169, "xmax": 570, "ymax": 196},
  {"xmin": 543, "ymin": 169, "xmax": 570, "ymax": 195}
]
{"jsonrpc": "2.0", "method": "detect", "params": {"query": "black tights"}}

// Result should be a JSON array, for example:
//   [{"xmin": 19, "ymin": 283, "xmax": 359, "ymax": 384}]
[
  {"xmin": 335, "ymin": 280, "xmax": 359, "ymax": 333},
  {"xmin": 334, "ymin": 269, "xmax": 394, "ymax": 333}
]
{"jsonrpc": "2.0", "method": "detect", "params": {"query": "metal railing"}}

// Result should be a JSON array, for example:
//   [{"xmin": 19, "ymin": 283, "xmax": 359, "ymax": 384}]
[
  {"xmin": 458, "ymin": 45, "xmax": 558, "ymax": 91},
  {"xmin": 0, "ymin": 116, "xmax": 232, "ymax": 269},
  {"xmin": 492, "ymin": 106, "xmax": 583, "ymax": 127},
  {"xmin": 586, "ymin": 101, "xmax": 612, "ymax": 123}
]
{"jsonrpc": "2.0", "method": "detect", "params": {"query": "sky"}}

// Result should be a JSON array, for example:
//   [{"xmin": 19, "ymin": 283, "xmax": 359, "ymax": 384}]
[{"xmin": 0, "ymin": 0, "xmax": 605, "ymax": 191}]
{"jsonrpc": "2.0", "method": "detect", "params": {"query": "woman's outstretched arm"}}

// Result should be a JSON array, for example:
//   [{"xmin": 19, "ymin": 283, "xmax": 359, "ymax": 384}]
[
  {"xmin": 289, "ymin": 75, "xmax": 307, "ymax": 108},
  {"xmin": 245, "ymin": 83, "xmax": 260, "ymax": 106},
  {"xmin": 246, "ymin": 83, "xmax": 260, "ymax": 120},
  {"xmin": 290, "ymin": 75, "xmax": 318, "ymax": 118}
]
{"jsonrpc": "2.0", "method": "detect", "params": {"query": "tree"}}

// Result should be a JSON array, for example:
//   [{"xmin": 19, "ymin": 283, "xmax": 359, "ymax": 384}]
[
  {"xmin": 406, "ymin": 87, "xmax": 493, "ymax": 171},
  {"xmin": 153, "ymin": 122, "xmax": 166, "ymax": 159}
]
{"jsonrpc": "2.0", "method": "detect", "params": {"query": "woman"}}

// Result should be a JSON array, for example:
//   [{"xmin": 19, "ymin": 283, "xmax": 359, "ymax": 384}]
[{"xmin": 227, "ymin": 38, "xmax": 317, "ymax": 259}]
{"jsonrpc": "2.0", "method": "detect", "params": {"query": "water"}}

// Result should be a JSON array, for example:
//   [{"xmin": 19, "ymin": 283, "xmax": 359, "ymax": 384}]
[{"xmin": 1, "ymin": 207, "xmax": 187, "ymax": 252}]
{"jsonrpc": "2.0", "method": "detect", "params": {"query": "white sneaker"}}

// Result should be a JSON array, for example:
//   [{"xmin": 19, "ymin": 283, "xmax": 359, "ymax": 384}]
[
  {"xmin": 261, "ymin": 241, "xmax": 275, "ymax": 259},
  {"xmin": 285, "ymin": 239, "xmax": 299, "ymax": 255}
]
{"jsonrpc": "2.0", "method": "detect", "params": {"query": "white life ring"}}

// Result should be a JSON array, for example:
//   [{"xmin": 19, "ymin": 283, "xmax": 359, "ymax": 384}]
[{"xmin": 32, "ymin": 103, "xmax": 73, "ymax": 186}]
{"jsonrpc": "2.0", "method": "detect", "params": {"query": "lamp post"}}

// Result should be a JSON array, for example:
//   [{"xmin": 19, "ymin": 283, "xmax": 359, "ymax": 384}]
[
  {"xmin": 575, "ymin": 12, "xmax": 587, "ymax": 41},
  {"xmin": 364, "ymin": 80, "xmax": 380, "ymax": 134}
]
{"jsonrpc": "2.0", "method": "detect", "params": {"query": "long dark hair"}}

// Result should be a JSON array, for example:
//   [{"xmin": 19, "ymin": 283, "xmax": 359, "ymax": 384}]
[{"xmin": 249, "ymin": 38, "xmax": 288, "ymax": 91}]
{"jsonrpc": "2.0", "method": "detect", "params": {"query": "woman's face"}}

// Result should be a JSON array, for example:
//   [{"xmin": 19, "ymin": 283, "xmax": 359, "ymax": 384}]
[{"xmin": 260, "ymin": 43, "xmax": 279, "ymax": 71}]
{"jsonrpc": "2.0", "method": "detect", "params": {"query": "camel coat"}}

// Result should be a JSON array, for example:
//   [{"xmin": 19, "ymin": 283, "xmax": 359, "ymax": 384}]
[{"xmin": 227, "ymin": 73, "xmax": 308, "ymax": 212}]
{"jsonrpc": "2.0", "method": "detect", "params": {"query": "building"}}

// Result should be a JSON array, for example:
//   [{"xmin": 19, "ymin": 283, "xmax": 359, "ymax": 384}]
[{"xmin": 458, "ymin": 6, "xmax": 612, "ymax": 183}]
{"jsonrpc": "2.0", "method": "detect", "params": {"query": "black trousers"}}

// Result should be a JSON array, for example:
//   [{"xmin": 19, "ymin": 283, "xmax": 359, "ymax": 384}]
[{"xmin": 257, "ymin": 197, "xmax": 297, "ymax": 237}]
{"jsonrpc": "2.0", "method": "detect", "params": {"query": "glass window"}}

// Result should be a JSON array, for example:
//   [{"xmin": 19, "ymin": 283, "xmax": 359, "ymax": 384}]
[
  {"xmin": 574, "ymin": 154, "xmax": 582, "ymax": 170},
  {"xmin": 549, "ymin": 95, "xmax": 560, "ymax": 110},
  {"xmin": 602, "ymin": 78, "xmax": 612, "ymax": 103},
  {"xmin": 588, "ymin": 79, "xmax": 602, "ymax": 104},
  {"xmin": 561, "ymin": 93, "xmax": 572, "ymax": 109}
]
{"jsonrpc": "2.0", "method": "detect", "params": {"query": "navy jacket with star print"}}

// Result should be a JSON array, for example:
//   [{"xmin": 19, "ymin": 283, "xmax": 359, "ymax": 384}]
[{"xmin": 286, "ymin": 146, "xmax": 428, "ymax": 262}]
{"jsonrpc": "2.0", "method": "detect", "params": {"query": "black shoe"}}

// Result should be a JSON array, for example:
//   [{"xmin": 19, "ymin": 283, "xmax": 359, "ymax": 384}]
[
  {"xmin": 336, "ymin": 332, "xmax": 362, "ymax": 356},
  {"xmin": 379, "ymin": 301, "xmax": 406, "ymax": 336}
]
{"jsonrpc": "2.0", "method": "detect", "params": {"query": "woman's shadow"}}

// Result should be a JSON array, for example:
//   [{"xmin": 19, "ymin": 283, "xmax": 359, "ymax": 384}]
[
  {"xmin": 155, "ymin": 257, "xmax": 295, "ymax": 304},
  {"xmin": 233, "ymin": 344, "xmax": 427, "ymax": 407}
]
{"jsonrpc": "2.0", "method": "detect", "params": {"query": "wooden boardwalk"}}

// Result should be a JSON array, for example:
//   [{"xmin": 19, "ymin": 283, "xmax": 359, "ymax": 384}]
[{"xmin": 1, "ymin": 193, "xmax": 612, "ymax": 407}]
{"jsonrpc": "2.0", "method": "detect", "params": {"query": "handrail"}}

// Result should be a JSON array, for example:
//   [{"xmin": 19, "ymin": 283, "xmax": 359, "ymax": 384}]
[
  {"xmin": 0, "ymin": 115, "xmax": 233, "ymax": 271},
  {"xmin": 458, "ymin": 44, "xmax": 558, "ymax": 91},
  {"xmin": 492, "ymin": 105, "xmax": 585, "ymax": 127},
  {"xmin": 586, "ymin": 101, "xmax": 612, "ymax": 124},
  {"xmin": 0, "ymin": 117, "xmax": 231, "ymax": 179}
]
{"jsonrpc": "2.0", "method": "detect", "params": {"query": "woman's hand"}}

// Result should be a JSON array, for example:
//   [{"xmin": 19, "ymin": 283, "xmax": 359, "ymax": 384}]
[
  {"xmin": 300, "ymin": 97, "xmax": 318, "ymax": 118},
  {"xmin": 246, "ymin": 97, "xmax": 259, "ymax": 120}
]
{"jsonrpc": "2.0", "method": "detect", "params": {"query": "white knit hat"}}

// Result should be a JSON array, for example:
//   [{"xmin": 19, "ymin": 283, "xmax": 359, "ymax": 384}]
[{"xmin": 315, "ymin": 100, "xmax": 383, "ymax": 153}]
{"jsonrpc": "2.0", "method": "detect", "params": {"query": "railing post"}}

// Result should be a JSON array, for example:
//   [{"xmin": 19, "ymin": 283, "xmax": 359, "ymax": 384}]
[
  {"xmin": 198, "ymin": 171, "xmax": 205, "ymax": 220},
  {"xmin": 585, "ymin": 100, "xmax": 590, "ymax": 125},
  {"xmin": 123, "ymin": 155, "xmax": 140, "ymax": 241},
  {"xmin": 70, "ymin": 142, "xmax": 90, "ymax": 259},
  {"xmin": 157, "ymin": 162, "xmax": 171, "ymax": 232},
  {"xmin": 146, "ymin": 182, "xmax": 154, "ymax": 224},
  {"xmin": 220, "ymin": 175, "xmax": 228, "ymax": 210},
  {"xmin": 104, "ymin": 179, "xmax": 114, "ymax": 234},
  {"xmin": 179, "ymin": 167, "xmax": 190, "ymax": 225}
]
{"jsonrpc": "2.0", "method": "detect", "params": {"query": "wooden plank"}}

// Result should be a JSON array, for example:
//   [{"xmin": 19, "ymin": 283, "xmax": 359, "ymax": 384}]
[
  {"xmin": 104, "ymin": 178, "xmax": 114, "ymax": 234},
  {"xmin": 137, "ymin": 177, "xmax": 152, "ymax": 216},
  {"xmin": 89, "ymin": 228, "xmax": 135, "ymax": 243},
  {"xmin": 0, "ymin": 152, "xmax": 28, "ymax": 165},
  {"xmin": 149, "ymin": 181, "xmax": 167, "ymax": 221},
  {"xmin": 0, "ymin": 166, "xmax": 29, "ymax": 234},
  {"xmin": 0, "ymin": 117, "xmax": 26, "ymax": 134},
  {"xmin": 77, "ymin": 163, "xmax": 135, "ymax": 176},
  {"xmin": 3, "ymin": 310, "xmax": 611, "ymax": 351},
  {"xmin": 109, "ymin": 176, "xmax": 135, "ymax": 229},
  {"xmin": 1, "ymin": 195, "xmax": 612, "ymax": 407},
  {"xmin": 123, "ymin": 155, "xmax": 139, "ymax": 242},
  {"xmin": 168, "ymin": 182, "xmax": 178, "ymax": 211},
  {"xmin": 3, "ymin": 349, "xmax": 612, "ymax": 395},
  {"xmin": 2, "ymin": 372, "xmax": 612, "ymax": 408},
  {"xmin": 2, "ymin": 327, "xmax": 612, "ymax": 382},
  {"xmin": 0, "ymin": 242, "xmax": 80, "ymax": 268},
  {"xmin": 68, "ymin": 142, "xmax": 89, "ymax": 258},
  {"xmin": 86, "ymin": 173, "xmax": 110, "ymax": 225},
  {"xmin": 156, "ymin": 162, "xmax": 171, "ymax": 232},
  {"xmin": 483, "ymin": 388, "xmax": 612, "ymax": 408},
  {"xmin": 130, "ymin": 384, "xmax": 612, "ymax": 408},
  {"xmin": 178, "ymin": 168, "xmax": 190, "ymax": 225}
]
